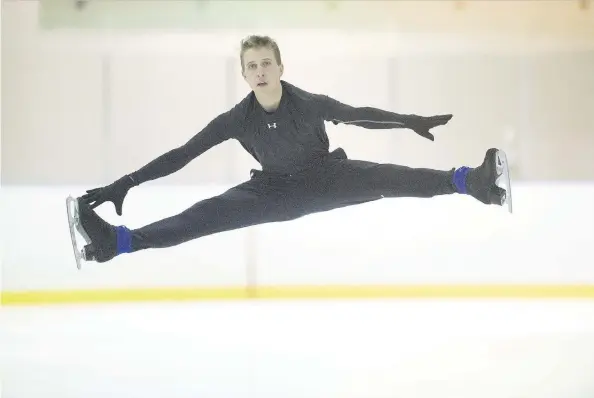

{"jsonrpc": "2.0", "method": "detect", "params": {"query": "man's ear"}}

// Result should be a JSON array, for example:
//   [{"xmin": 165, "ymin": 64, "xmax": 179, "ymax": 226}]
[{"xmin": 279, "ymin": 64, "xmax": 284, "ymax": 77}]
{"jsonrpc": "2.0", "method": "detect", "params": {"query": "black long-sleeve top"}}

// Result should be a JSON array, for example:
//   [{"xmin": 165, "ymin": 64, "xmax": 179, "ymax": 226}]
[{"xmin": 129, "ymin": 80, "xmax": 421, "ymax": 183}]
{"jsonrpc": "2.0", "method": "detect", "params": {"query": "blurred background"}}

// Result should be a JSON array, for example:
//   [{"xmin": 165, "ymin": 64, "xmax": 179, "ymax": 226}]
[{"xmin": 3, "ymin": 0, "xmax": 594, "ymax": 187}]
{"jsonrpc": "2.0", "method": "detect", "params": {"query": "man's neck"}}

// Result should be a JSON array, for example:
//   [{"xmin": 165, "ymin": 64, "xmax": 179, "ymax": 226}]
[{"xmin": 255, "ymin": 83, "xmax": 283, "ymax": 113}]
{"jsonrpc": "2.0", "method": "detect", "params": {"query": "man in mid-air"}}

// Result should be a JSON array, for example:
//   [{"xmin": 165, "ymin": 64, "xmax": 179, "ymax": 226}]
[{"xmin": 69, "ymin": 35, "xmax": 509, "ymax": 265}]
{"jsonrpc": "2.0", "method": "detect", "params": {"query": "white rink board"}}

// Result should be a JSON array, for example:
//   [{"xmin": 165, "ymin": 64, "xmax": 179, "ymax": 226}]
[{"xmin": 2, "ymin": 183, "xmax": 594, "ymax": 291}]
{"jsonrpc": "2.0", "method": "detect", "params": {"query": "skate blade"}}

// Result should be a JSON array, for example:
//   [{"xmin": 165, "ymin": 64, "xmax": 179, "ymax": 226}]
[
  {"xmin": 72, "ymin": 198, "xmax": 91, "ymax": 244},
  {"xmin": 494, "ymin": 150, "xmax": 513, "ymax": 213},
  {"xmin": 65, "ymin": 196, "xmax": 91, "ymax": 269}
]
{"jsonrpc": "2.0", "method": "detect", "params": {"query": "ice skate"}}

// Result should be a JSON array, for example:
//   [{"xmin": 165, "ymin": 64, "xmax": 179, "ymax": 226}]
[
  {"xmin": 473, "ymin": 148, "xmax": 512, "ymax": 213},
  {"xmin": 65, "ymin": 196, "xmax": 90, "ymax": 269},
  {"xmin": 65, "ymin": 196, "xmax": 125, "ymax": 269},
  {"xmin": 494, "ymin": 149, "xmax": 513, "ymax": 213},
  {"xmin": 453, "ymin": 148, "xmax": 513, "ymax": 213}
]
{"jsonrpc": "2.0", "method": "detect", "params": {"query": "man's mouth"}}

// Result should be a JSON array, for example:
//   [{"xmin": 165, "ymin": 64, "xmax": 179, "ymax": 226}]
[{"xmin": 257, "ymin": 82, "xmax": 268, "ymax": 87}]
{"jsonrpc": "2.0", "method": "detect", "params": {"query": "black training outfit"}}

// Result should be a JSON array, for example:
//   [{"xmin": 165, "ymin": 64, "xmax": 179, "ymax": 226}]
[{"xmin": 124, "ymin": 81, "xmax": 456, "ymax": 251}]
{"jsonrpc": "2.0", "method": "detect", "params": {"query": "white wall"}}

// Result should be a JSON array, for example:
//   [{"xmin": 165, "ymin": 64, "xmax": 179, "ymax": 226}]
[
  {"xmin": 3, "ymin": 0, "xmax": 594, "ymax": 186},
  {"xmin": 2, "ymin": 183, "xmax": 594, "ymax": 293}
]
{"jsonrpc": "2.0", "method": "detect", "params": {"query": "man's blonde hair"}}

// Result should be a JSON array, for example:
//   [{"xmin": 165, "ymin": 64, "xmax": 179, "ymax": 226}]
[{"xmin": 240, "ymin": 35, "xmax": 282, "ymax": 72}]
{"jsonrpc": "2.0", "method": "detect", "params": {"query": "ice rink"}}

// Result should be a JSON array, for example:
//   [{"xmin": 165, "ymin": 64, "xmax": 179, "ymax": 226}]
[
  {"xmin": 3, "ymin": 299, "xmax": 594, "ymax": 398},
  {"xmin": 4, "ymin": 1, "xmax": 594, "ymax": 397}
]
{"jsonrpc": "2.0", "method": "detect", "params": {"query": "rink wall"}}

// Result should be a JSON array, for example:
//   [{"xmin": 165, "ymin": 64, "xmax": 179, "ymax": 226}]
[{"xmin": 2, "ymin": 183, "xmax": 594, "ymax": 305}]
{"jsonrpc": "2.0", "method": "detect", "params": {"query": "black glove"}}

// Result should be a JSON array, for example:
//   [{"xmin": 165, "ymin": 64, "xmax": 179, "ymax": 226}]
[
  {"xmin": 409, "ymin": 114, "xmax": 453, "ymax": 141},
  {"xmin": 81, "ymin": 175, "xmax": 137, "ymax": 216}
]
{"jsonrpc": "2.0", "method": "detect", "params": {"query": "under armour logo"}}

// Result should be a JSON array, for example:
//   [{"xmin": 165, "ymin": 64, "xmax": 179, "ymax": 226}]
[{"xmin": 267, "ymin": 123, "xmax": 277, "ymax": 129}]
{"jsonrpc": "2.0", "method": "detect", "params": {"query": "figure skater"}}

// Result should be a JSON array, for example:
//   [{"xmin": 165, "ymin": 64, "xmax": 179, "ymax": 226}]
[{"xmin": 73, "ymin": 35, "xmax": 508, "ymax": 264}]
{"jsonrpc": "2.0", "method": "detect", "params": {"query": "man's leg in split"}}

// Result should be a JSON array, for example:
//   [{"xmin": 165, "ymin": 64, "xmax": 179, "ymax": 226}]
[
  {"xmin": 310, "ymin": 148, "xmax": 506, "ymax": 211},
  {"xmin": 77, "ymin": 178, "xmax": 302, "ymax": 263}
]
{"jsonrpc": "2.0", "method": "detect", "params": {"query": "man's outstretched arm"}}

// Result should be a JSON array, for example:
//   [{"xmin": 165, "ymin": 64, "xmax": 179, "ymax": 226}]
[
  {"xmin": 129, "ymin": 112, "xmax": 235, "ymax": 185},
  {"xmin": 81, "ymin": 111, "xmax": 237, "ymax": 215},
  {"xmin": 315, "ymin": 94, "xmax": 452, "ymax": 141}
]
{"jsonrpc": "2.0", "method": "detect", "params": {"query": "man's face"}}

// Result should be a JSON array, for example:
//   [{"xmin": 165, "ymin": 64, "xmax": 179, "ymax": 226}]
[{"xmin": 242, "ymin": 46, "xmax": 283, "ymax": 93}]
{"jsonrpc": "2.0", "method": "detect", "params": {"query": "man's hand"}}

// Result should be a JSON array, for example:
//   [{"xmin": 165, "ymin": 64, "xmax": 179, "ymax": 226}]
[
  {"xmin": 81, "ymin": 175, "xmax": 136, "ymax": 216},
  {"xmin": 410, "ymin": 114, "xmax": 453, "ymax": 141}
]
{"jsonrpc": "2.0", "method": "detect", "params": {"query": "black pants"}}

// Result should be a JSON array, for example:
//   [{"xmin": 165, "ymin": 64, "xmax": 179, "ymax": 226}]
[{"xmin": 130, "ymin": 148, "xmax": 456, "ymax": 251}]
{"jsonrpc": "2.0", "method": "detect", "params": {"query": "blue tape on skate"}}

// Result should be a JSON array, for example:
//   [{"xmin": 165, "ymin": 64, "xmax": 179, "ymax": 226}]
[
  {"xmin": 116, "ymin": 226, "xmax": 132, "ymax": 254},
  {"xmin": 453, "ymin": 166, "xmax": 471, "ymax": 194}
]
